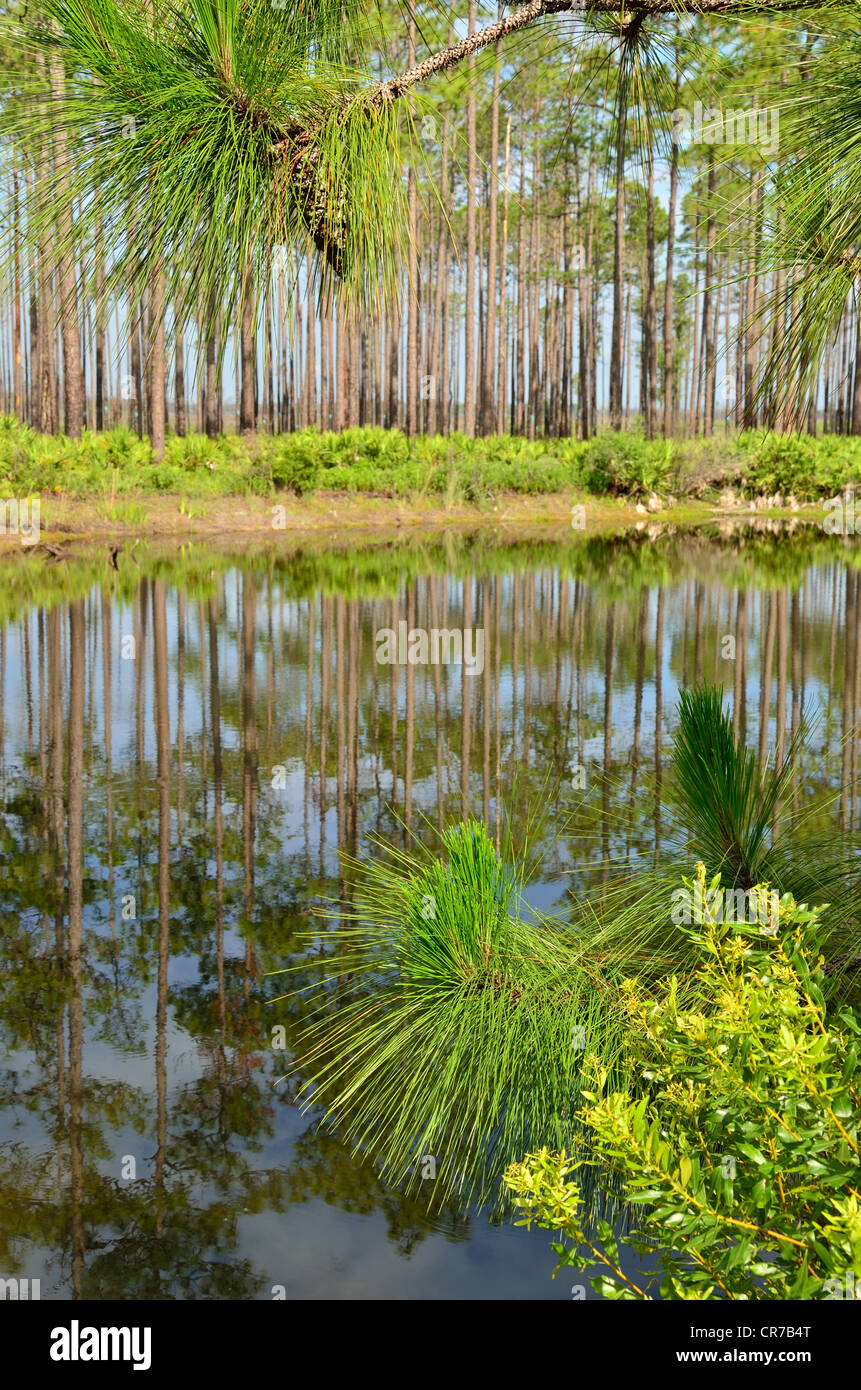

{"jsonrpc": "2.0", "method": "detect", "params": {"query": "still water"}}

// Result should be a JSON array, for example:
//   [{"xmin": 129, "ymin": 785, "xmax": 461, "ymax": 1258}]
[{"xmin": 0, "ymin": 527, "xmax": 858, "ymax": 1298}]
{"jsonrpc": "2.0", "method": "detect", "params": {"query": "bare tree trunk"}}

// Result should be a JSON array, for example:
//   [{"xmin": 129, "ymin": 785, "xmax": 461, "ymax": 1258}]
[
  {"xmin": 130, "ymin": 314, "xmax": 143, "ymax": 436},
  {"xmin": 463, "ymin": 0, "xmax": 478, "ymax": 437},
  {"xmin": 203, "ymin": 292, "xmax": 219, "ymax": 437},
  {"xmin": 702, "ymin": 162, "xmax": 718, "ymax": 437},
  {"xmin": 304, "ymin": 250, "xmax": 316, "ymax": 430},
  {"xmin": 497, "ymin": 114, "xmax": 511, "ymax": 435},
  {"xmin": 406, "ymin": 21, "xmax": 419, "ymax": 435},
  {"xmin": 527, "ymin": 109, "xmax": 542, "ymax": 441},
  {"xmin": 483, "ymin": 11, "xmax": 503, "ymax": 436},
  {"xmin": 662, "ymin": 47, "xmax": 680, "ymax": 435},
  {"xmin": 174, "ymin": 314, "xmax": 186, "ymax": 435},
  {"xmin": 609, "ymin": 57, "xmax": 627, "ymax": 430},
  {"xmin": 239, "ymin": 259, "xmax": 256, "ymax": 433},
  {"xmin": 11, "ymin": 147, "xmax": 23, "ymax": 421},
  {"xmin": 387, "ymin": 303, "xmax": 399, "ymax": 429},
  {"xmin": 515, "ymin": 121, "xmax": 527, "ymax": 435},
  {"xmin": 148, "ymin": 270, "xmax": 166, "ymax": 457},
  {"xmin": 48, "ymin": 30, "xmax": 84, "ymax": 437},
  {"xmin": 852, "ymin": 278, "xmax": 861, "ymax": 435},
  {"xmin": 645, "ymin": 146, "xmax": 658, "ymax": 439}
]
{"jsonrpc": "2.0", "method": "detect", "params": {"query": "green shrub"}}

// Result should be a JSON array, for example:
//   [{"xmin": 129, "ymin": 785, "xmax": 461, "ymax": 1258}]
[
  {"xmin": 581, "ymin": 431, "xmax": 677, "ymax": 496},
  {"xmin": 505, "ymin": 863, "xmax": 861, "ymax": 1300},
  {"xmin": 744, "ymin": 434, "xmax": 819, "ymax": 498},
  {"xmin": 269, "ymin": 435, "xmax": 320, "ymax": 495},
  {"xmin": 0, "ymin": 413, "xmax": 859, "ymax": 505}
]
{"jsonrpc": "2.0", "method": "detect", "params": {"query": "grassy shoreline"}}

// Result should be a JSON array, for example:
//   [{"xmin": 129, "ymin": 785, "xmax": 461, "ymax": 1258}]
[{"xmin": 0, "ymin": 486, "xmax": 830, "ymax": 549}]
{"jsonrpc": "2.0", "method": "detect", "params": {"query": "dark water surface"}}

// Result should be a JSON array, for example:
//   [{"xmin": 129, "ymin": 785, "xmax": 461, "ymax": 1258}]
[{"xmin": 0, "ymin": 527, "xmax": 859, "ymax": 1299}]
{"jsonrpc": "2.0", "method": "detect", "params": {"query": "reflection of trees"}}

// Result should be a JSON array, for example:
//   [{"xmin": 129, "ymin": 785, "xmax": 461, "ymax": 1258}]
[
  {"xmin": 0, "ymin": 534, "xmax": 859, "ymax": 1296},
  {"xmin": 280, "ymin": 1129, "xmax": 472, "ymax": 1258}
]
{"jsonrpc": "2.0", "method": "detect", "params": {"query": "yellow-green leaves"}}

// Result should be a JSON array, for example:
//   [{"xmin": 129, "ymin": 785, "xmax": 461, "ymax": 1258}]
[{"xmin": 507, "ymin": 877, "xmax": 861, "ymax": 1300}]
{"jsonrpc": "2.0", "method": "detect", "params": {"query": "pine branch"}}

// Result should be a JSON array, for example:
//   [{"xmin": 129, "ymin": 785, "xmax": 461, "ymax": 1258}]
[
  {"xmin": 356, "ymin": 0, "xmax": 836, "ymax": 109},
  {"xmin": 271, "ymin": 0, "xmax": 834, "ymax": 270},
  {"xmin": 269, "ymin": 0, "xmax": 835, "ymax": 149}
]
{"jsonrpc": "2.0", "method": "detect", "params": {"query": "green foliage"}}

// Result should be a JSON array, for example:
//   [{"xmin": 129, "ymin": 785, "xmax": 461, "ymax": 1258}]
[
  {"xmin": 11, "ymin": 0, "xmax": 407, "ymax": 339},
  {"xmin": 587, "ymin": 685, "xmax": 861, "ymax": 996},
  {"xmin": 274, "ymin": 814, "xmax": 643, "ymax": 1208},
  {"xmin": 581, "ymin": 431, "xmax": 679, "ymax": 498},
  {"xmin": 744, "ymin": 434, "xmax": 820, "ymax": 499},
  {"xmin": 506, "ymin": 867, "xmax": 861, "ymax": 1300},
  {"xmin": 397, "ymin": 822, "xmax": 520, "ymax": 987},
  {"xmin": 268, "ymin": 435, "xmax": 320, "ymax": 495},
  {"xmin": 750, "ymin": 22, "xmax": 861, "ymax": 419},
  {"xmin": 671, "ymin": 685, "xmax": 803, "ymax": 889},
  {"xmin": 5, "ymin": 415, "xmax": 861, "ymax": 505}
]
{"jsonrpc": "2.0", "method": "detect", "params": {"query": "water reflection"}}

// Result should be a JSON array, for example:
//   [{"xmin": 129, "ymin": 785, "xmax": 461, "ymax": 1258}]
[{"xmin": 0, "ymin": 529, "xmax": 858, "ymax": 1298}]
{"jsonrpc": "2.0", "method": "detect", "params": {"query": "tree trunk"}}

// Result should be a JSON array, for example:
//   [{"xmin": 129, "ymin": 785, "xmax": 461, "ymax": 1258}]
[
  {"xmin": 48, "ymin": 31, "xmax": 84, "ymax": 438},
  {"xmin": 497, "ymin": 114, "xmax": 511, "ymax": 435},
  {"xmin": 516, "ymin": 122, "xmax": 527, "ymax": 435},
  {"xmin": 483, "ymin": 12, "xmax": 503, "ymax": 436},
  {"xmin": 702, "ymin": 163, "xmax": 717, "ymax": 437},
  {"xmin": 239, "ymin": 259, "xmax": 256, "ymax": 433},
  {"xmin": 406, "ymin": 22, "xmax": 419, "ymax": 435},
  {"xmin": 148, "ymin": 271, "xmax": 166, "ymax": 457},
  {"xmin": 463, "ymin": 0, "xmax": 477, "ymax": 437},
  {"xmin": 609, "ymin": 59, "xmax": 627, "ymax": 430},
  {"xmin": 645, "ymin": 148, "xmax": 658, "ymax": 439},
  {"xmin": 175, "ymin": 314, "xmax": 186, "ymax": 436}
]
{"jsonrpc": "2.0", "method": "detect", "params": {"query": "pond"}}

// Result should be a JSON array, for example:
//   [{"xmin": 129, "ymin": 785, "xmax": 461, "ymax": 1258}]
[{"xmin": 0, "ymin": 525, "xmax": 858, "ymax": 1299}]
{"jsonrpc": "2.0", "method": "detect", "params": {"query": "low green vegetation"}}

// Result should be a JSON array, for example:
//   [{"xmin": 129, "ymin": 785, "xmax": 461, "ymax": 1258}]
[
  {"xmin": 275, "ymin": 686, "xmax": 861, "ymax": 1284},
  {"xmin": 275, "ymin": 813, "xmax": 642, "ymax": 1208},
  {"xmin": 505, "ymin": 866, "xmax": 861, "ymax": 1300},
  {"xmin": 2, "ymin": 415, "xmax": 861, "ymax": 504},
  {"xmin": 591, "ymin": 686, "xmax": 861, "ymax": 996}
]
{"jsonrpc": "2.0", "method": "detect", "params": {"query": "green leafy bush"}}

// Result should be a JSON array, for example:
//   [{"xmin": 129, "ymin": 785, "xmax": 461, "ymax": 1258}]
[
  {"xmin": 268, "ymin": 435, "xmax": 321, "ymax": 495},
  {"xmin": 744, "ymin": 434, "xmax": 819, "ymax": 498},
  {"xmin": 505, "ymin": 863, "xmax": 861, "ymax": 1300},
  {"xmin": 1, "ymin": 414, "xmax": 860, "ymax": 505},
  {"xmin": 581, "ymin": 431, "xmax": 678, "ymax": 496}
]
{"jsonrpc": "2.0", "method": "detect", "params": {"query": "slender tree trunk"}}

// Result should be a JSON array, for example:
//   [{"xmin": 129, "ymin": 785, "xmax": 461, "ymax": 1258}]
[
  {"xmin": 662, "ymin": 48, "xmax": 680, "ymax": 436},
  {"xmin": 11, "ymin": 148, "xmax": 23, "ymax": 421},
  {"xmin": 852, "ymin": 278, "xmax": 861, "ymax": 435},
  {"xmin": 483, "ymin": 12, "xmax": 503, "ymax": 437},
  {"xmin": 174, "ymin": 314, "xmax": 186, "ymax": 435},
  {"xmin": 463, "ymin": 0, "xmax": 478, "ymax": 437},
  {"xmin": 516, "ymin": 121, "xmax": 527, "ymax": 435},
  {"xmin": 239, "ymin": 259, "xmax": 256, "ymax": 433},
  {"xmin": 148, "ymin": 270, "xmax": 166, "ymax": 456},
  {"xmin": 48, "ymin": 30, "xmax": 84, "ymax": 437},
  {"xmin": 406, "ymin": 21, "xmax": 419, "ymax": 435},
  {"xmin": 497, "ymin": 114, "xmax": 511, "ymax": 435},
  {"xmin": 702, "ymin": 162, "xmax": 718, "ymax": 437},
  {"xmin": 609, "ymin": 58, "xmax": 627, "ymax": 430},
  {"xmin": 645, "ymin": 148, "xmax": 658, "ymax": 439}
]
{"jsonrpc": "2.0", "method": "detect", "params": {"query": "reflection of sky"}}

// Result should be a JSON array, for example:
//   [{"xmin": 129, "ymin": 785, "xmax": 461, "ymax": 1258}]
[
  {"xmin": 0, "ymin": 552, "xmax": 853, "ymax": 1299},
  {"xmin": 7, "ymin": 965, "xmax": 655, "ymax": 1300}
]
